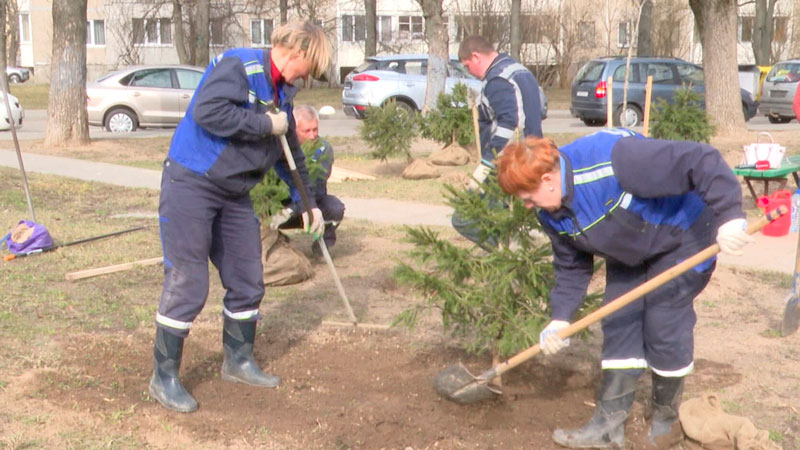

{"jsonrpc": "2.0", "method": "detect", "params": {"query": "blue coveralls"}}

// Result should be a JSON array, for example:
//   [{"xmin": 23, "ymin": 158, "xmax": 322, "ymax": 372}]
[
  {"xmin": 453, "ymin": 53, "xmax": 544, "ymax": 246},
  {"xmin": 156, "ymin": 48, "xmax": 316, "ymax": 337},
  {"xmin": 539, "ymin": 129, "xmax": 745, "ymax": 376},
  {"xmin": 275, "ymin": 139, "xmax": 345, "ymax": 248}
]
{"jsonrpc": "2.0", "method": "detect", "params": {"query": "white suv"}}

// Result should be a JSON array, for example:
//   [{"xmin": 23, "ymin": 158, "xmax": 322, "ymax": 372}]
[{"xmin": 342, "ymin": 54, "xmax": 548, "ymax": 120}]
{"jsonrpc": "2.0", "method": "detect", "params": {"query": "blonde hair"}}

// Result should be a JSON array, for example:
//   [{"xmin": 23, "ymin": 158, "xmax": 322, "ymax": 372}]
[
  {"xmin": 497, "ymin": 137, "xmax": 560, "ymax": 195},
  {"xmin": 271, "ymin": 21, "xmax": 332, "ymax": 80}
]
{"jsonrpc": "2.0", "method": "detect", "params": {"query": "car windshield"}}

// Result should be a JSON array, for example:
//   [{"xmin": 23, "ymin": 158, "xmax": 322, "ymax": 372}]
[
  {"xmin": 766, "ymin": 63, "xmax": 800, "ymax": 83},
  {"xmin": 575, "ymin": 61, "xmax": 606, "ymax": 83}
]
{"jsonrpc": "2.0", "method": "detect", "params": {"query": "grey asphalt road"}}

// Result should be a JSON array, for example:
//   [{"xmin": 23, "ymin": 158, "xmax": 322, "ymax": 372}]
[{"xmin": 1, "ymin": 108, "xmax": 797, "ymax": 142}]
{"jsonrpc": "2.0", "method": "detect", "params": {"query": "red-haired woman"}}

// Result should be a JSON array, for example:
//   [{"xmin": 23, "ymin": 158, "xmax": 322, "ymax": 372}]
[{"xmin": 496, "ymin": 129, "xmax": 752, "ymax": 448}]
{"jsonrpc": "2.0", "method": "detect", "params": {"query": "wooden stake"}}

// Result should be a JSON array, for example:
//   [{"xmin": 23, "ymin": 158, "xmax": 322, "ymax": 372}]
[
  {"xmin": 66, "ymin": 256, "xmax": 163, "ymax": 281},
  {"xmin": 607, "ymin": 75, "xmax": 614, "ymax": 128},
  {"xmin": 643, "ymin": 75, "xmax": 653, "ymax": 137}
]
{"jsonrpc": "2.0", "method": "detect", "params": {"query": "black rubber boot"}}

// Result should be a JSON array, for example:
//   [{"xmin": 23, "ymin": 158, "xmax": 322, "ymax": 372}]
[
  {"xmin": 648, "ymin": 374, "xmax": 685, "ymax": 449},
  {"xmin": 221, "ymin": 318, "xmax": 281, "ymax": 388},
  {"xmin": 552, "ymin": 370, "xmax": 639, "ymax": 449},
  {"xmin": 149, "ymin": 328, "xmax": 198, "ymax": 413}
]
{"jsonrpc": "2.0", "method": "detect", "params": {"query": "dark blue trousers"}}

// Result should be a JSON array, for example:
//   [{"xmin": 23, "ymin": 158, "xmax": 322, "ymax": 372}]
[{"xmin": 156, "ymin": 161, "xmax": 264, "ymax": 337}]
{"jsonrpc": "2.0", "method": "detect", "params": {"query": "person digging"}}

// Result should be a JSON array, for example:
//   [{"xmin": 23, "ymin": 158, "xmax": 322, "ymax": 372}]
[
  {"xmin": 270, "ymin": 104, "xmax": 345, "ymax": 259},
  {"xmin": 149, "ymin": 21, "xmax": 331, "ymax": 413},
  {"xmin": 495, "ymin": 130, "xmax": 753, "ymax": 449}
]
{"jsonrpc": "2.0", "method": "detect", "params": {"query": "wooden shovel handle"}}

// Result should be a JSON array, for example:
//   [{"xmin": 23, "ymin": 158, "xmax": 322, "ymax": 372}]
[{"xmin": 493, "ymin": 207, "xmax": 786, "ymax": 377}]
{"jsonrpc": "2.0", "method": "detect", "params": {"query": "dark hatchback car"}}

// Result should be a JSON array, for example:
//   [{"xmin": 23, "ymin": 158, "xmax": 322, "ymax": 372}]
[{"xmin": 570, "ymin": 56, "xmax": 758, "ymax": 127}]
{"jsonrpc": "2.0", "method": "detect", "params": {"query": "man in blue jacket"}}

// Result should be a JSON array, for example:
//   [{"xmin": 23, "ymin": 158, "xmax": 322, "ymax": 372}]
[
  {"xmin": 453, "ymin": 35, "xmax": 543, "ymax": 247},
  {"xmin": 270, "ymin": 105, "xmax": 345, "ymax": 257},
  {"xmin": 497, "ymin": 129, "xmax": 753, "ymax": 448},
  {"xmin": 149, "ymin": 21, "xmax": 331, "ymax": 413}
]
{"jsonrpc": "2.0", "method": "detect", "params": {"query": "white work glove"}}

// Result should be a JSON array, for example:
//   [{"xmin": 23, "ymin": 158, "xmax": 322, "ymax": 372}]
[
  {"xmin": 269, "ymin": 207, "xmax": 295, "ymax": 230},
  {"xmin": 301, "ymin": 207, "xmax": 324, "ymax": 240},
  {"xmin": 266, "ymin": 110, "xmax": 288, "ymax": 135},
  {"xmin": 716, "ymin": 218, "xmax": 753, "ymax": 256},
  {"xmin": 539, "ymin": 320, "xmax": 571, "ymax": 356},
  {"xmin": 466, "ymin": 164, "xmax": 492, "ymax": 191}
]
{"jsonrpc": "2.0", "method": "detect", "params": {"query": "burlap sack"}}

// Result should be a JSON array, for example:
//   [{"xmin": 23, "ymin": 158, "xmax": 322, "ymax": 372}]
[
  {"xmin": 261, "ymin": 228, "xmax": 313, "ymax": 286},
  {"xmin": 429, "ymin": 143, "xmax": 471, "ymax": 166},
  {"xmin": 402, "ymin": 158, "xmax": 440, "ymax": 180},
  {"xmin": 679, "ymin": 393, "xmax": 781, "ymax": 450}
]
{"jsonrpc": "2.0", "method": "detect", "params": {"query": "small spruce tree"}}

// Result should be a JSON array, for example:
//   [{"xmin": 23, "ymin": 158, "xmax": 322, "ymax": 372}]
[
  {"xmin": 394, "ymin": 175, "xmax": 601, "ymax": 364},
  {"xmin": 419, "ymin": 83, "xmax": 474, "ymax": 148},
  {"xmin": 650, "ymin": 85, "xmax": 716, "ymax": 143},
  {"xmin": 360, "ymin": 101, "xmax": 419, "ymax": 162}
]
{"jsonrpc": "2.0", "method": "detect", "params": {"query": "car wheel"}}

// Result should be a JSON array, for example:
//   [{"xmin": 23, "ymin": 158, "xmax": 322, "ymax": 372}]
[
  {"xmin": 582, "ymin": 118, "xmax": 606, "ymax": 127},
  {"xmin": 8, "ymin": 74, "xmax": 21, "ymax": 84},
  {"xmin": 615, "ymin": 104, "xmax": 642, "ymax": 127},
  {"xmin": 767, "ymin": 115, "xmax": 791, "ymax": 124},
  {"xmin": 386, "ymin": 98, "xmax": 415, "ymax": 115},
  {"xmin": 105, "ymin": 108, "xmax": 138, "ymax": 133}
]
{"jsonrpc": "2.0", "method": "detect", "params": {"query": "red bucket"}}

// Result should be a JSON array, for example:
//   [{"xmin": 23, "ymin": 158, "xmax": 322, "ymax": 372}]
[{"xmin": 757, "ymin": 190, "xmax": 791, "ymax": 236}]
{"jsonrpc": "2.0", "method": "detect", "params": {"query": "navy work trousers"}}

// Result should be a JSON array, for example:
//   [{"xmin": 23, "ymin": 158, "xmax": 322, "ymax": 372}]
[{"xmin": 156, "ymin": 160, "xmax": 265, "ymax": 337}]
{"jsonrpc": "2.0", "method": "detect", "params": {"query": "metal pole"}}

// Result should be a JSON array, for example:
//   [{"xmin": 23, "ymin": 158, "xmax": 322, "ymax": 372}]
[{"xmin": 0, "ymin": 72, "xmax": 36, "ymax": 222}]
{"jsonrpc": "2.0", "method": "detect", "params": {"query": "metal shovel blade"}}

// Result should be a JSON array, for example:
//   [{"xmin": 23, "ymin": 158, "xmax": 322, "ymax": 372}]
[
  {"xmin": 782, "ymin": 295, "xmax": 800, "ymax": 337},
  {"xmin": 433, "ymin": 363, "xmax": 502, "ymax": 405}
]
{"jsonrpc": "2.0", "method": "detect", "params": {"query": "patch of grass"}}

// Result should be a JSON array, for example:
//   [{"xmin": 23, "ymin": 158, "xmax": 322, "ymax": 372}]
[
  {"xmin": 760, "ymin": 328, "xmax": 782, "ymax": 338},
  {"xmin": 10, "ymin": 83, "xmax": 49, "ymax": 109},
  {"xmin": 295, "ymin": 87, "xmax": 342, "ymax": 109},
  {"xmin": 731, "ymin": 267, "xmax": 793, "ymax": 289},
  {"xmin": 768, "ymin": 430, "xmax": 784, "ymax": 442}
]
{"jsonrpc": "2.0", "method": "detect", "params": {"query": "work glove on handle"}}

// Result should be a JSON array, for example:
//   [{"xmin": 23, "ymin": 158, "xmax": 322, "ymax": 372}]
[
  {"xmin": 302, "ymin": 208, "xmax": 324, "ymax": 241},
  {"xmin": 466, "ymin": 164, "xmax": 492, "ymax": 192},
  {"xmin": 716, "ymin": 218, "xmax": 753, "ymax": 256},
  {"xmin": 266, "ymin": 111, "xmax": 288, "ymax": 136},
  {"xmin": 269, "ymin": 207, "xmax": 295, "ymax": 231},
  {"xmin": 540, "ymin": 320, "xmax": 570, "ymax": 356}
]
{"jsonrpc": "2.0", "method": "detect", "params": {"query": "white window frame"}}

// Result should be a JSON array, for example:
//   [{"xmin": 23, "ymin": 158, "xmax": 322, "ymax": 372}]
[
  {"xmin": 19, "ymin": 13, "xmax": 30, "ymax": 43},
  {"xmin": 133, "ymin": 18, "xmax": 172, "ymax": 47},
  {"xmin": 378, "ymin": 15, "xmax": 392, "ymax": 42},
  {"xmin": 341, "ymin": 14, "xmax": 366, "ymax": 42},
  {"xmin": 210, "ymin": 17, "xmax": 225, "ymax": 47},
  {"xmin": 399, "ymin": 16, "xmax": 424, "ymax": 40},
  {"xmin": 250, "ymin": 18, "xmax": 273, "ymax": 47},
  {"xmin": 617, "ymin": 21, "xmax": 631, "ymax": 48},
  {"xmin": 87, "ymin": 19, "xmax": 105, "ymax": 46}
]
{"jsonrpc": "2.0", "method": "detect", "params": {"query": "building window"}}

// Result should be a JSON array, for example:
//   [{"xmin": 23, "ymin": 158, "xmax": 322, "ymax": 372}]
[
  {"xmin": 19, "ymin": 13, "xmax": 30, "ymax": 43},
  {"xmin": 342, "ymin": 14, "xmax": 366, "ymax": 42},
  {"xmin": 251, "ymin": 19, "xmax": 273, "ymax": 46},
  {"xmin": 87, "ymin": 19, "xmax": 105, "ymax": 46},
  {"xmin": 578, "ymin": 21, "xmax": 595, "ymax": 47},
  {"xmin": 738, "ymin": 16, "xmax": 754, "ymax": 43},
  {"xmin": 133, "ymin": 18, "xmax": 172, "ymax": 45},
  {"xmin": 617, "ymin": 21, "xmax": 631, "ymax": 48},
  {"xmin": 379, "ymin": 15, "xmax": 392, "ymax": 42},
  {"xmin": 774, "ymin": 16, "xmax": 788, "ymax": 43},
  {"xmin": 210, "ymin": 17, "xmax": 225, "ymax": 46},
  {"xmin": 399, "ymin": 16, "xmax": 423, "ymax": 39}
]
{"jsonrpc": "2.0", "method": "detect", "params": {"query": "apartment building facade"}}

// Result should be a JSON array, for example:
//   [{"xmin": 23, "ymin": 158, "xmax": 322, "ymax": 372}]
[{"xmin": 15, "ymin": 0, "xmax": 800, "ymax": 86}]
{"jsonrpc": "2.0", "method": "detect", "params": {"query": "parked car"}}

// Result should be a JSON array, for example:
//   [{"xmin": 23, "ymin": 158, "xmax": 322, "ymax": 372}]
[
  {"xmin": 757, "ymin": 59, "xmax": 800, "ymax": 123},
  {"xmin": 6, "ymin": 66, "xmax": 30, "ymax": 84},
  {"xmin": 86, "ymin": 65, "xmax": 205, "ymax": 133},
  {"xmin": 0, "ymin": 92, "xmax": 23, "ymax": 130},
  {"xmin": 570, "ymin": 56, "xmax": 758, "ymax": 127},
  {"xmin": 342, "ymin": 54, "xmax": 548, "ymax": 120}
]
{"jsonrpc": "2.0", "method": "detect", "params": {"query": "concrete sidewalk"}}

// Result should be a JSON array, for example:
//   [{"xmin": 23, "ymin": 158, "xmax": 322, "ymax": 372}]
[{"xmin": 1, "ymin": 148, "xmax": 795, "ymax": 274}]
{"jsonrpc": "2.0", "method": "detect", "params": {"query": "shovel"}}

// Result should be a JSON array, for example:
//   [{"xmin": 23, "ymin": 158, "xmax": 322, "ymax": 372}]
[
  {"xmin": 781, "ymin": 230, "xmax": 800, "ymax": 336},
  {"xmin": 435, "ymin": 208, "xmax": 785, "ymax": 405}
]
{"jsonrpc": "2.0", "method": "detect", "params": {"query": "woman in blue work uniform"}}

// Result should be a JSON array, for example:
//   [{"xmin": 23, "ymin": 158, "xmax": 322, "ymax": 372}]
[
  {"xmin": 496, "ymin": 130, "xmax": 753, "ymax": 449},
  {"xmin": 149, "ymin": 21, "xmax": 331, "ymax": 413}
]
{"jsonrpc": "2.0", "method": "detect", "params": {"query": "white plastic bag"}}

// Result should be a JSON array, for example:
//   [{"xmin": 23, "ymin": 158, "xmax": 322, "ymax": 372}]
[{"xmin": 743, "ymin": 132, "xmax": 786, "ymax": 170}]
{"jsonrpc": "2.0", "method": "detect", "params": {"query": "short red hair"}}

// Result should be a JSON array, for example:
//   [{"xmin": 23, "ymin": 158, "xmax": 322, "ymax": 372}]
[{"xmin": 497, "ymin": 137, "xmax": 560, "ymax": 196}]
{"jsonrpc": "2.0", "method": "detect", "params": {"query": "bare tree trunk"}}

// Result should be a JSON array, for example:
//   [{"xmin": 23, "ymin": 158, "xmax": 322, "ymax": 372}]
[
  {"xmin": 280, "ymin": 0, "xmax": 288, "ymax": 25},
  {"xmin": 751, "ymin": 0, "xmax": 775, "ymax": 65},
  {"xmin": 689, "ymin": 0, "xmax": 746, "ymax": 136},
  {"xmin": 420, "ymin": 0, "xmax": 448, "ymax": 114},
  {"xmin": 194, "ymin": 0, "xmax": 210, "ymax": 66},
  {"xmin": 510, "ymin": 0, "xmax": 521, "ymax": 61},
  {"xmin": 0, "ymin": 0, "xmax": 7, "ymax": 94},
  {"xmin": 45, "ymin": 0, "xmax": 89, "ymax": 146},
  {"xmin": 637, "ymin": 0, "xmax": 652, "ymax": 56},
  {"xmin": 365, "ymin": 0, "xmax": 376, "ymax": 57},
  {"xmin": 6, "ymin": 0, "xmax": 18, "ymax": 67},
  {"xmin": 173, "ymin": 0, "xmax": 189, "ymax": 64}
]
